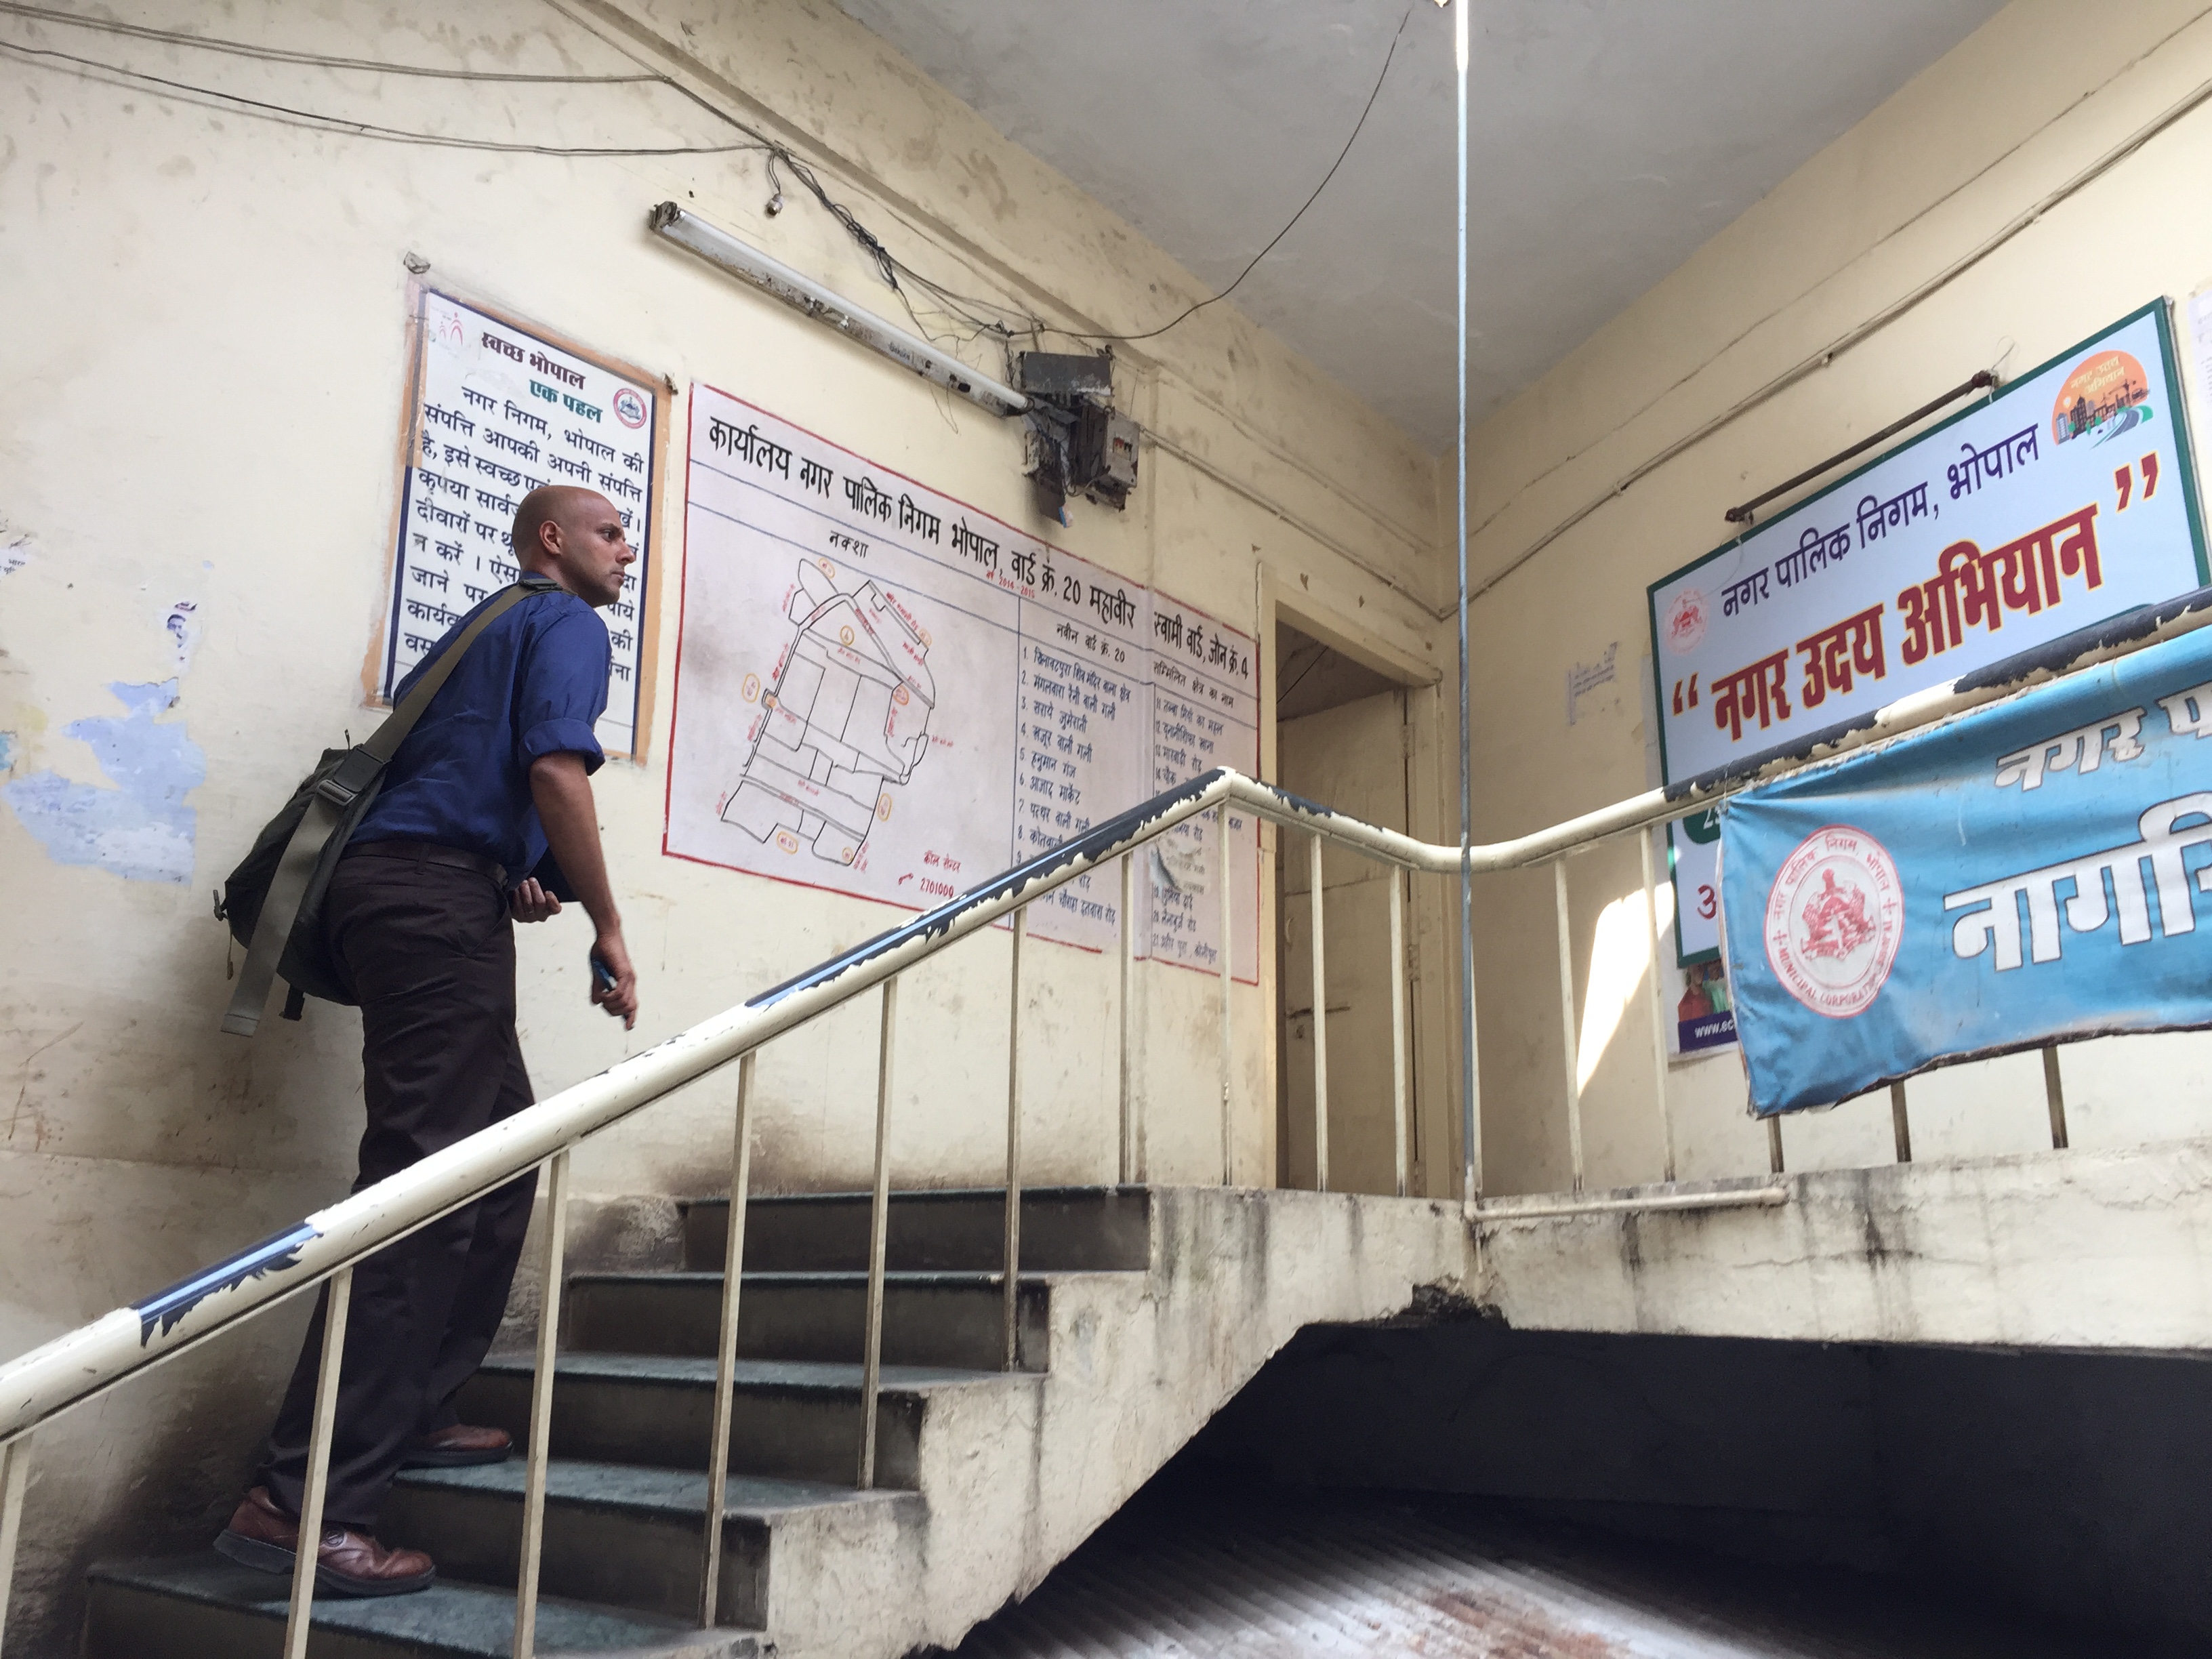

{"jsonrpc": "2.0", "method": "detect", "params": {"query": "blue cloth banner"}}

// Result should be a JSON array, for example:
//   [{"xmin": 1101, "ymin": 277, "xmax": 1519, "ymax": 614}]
[{"xmin": 1720, "ymin": 617, "xmax": 2212, "ymax": 1115}]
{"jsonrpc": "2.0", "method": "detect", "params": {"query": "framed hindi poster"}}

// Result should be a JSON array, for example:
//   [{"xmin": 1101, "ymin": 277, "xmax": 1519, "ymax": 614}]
[{"xmin": 372, "ymin": 286, "xmax": 668, "ymax": 760}]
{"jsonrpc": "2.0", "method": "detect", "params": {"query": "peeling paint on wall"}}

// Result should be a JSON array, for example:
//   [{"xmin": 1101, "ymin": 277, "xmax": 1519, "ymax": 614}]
[{"xmin": 1, "ymin": 680, "xmax": 203, "ymax": 882}]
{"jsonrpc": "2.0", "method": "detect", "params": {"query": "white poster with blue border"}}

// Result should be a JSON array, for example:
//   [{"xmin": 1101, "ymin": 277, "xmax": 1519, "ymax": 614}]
[{"xmin": 1648, "ymin": 301, "xmax": 2209, "ymax": 1057}]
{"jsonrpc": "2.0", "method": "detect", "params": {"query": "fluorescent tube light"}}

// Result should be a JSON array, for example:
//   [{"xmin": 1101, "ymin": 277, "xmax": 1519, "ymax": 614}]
[{"xmin": 648, "ymin": 202, "xmax": 1029, "ymax": 418}]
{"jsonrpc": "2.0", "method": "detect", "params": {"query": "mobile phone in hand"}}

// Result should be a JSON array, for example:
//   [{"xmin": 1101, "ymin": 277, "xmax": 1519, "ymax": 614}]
[{"xmin": 590, "ymin": 954, "xmax": 619, "ymax": 996}]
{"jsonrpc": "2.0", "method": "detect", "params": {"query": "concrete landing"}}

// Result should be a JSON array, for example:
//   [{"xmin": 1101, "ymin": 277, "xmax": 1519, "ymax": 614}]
[
  {"xmin": 1478, "ymin": 1140, "xmax": 2212, "ymax": 1349},
  {"xmin": 933, "ymin": 1467, "xmax": 2110, "ymax": 1658}
]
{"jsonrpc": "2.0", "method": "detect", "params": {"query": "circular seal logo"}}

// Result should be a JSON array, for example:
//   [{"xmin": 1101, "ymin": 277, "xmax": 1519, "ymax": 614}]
[
  {"xmin": 612, "ymin": 386, "xmax": 649, "ymax": 430},
  {"xmin": 1763, "ymin": 825, "xmax": 1903, "ymax": 1019},
  {"xmin": 1664, "ymin": 589, "xmax": 1708, "ymax": 655}
]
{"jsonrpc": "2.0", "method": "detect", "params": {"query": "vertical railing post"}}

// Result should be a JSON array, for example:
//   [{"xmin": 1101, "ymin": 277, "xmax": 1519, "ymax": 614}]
[
  {"xmin": 1218, "ymin": 808, "xmax": 1233, "ymax": 1186},
  {"xmin": 1119, "ymin": 853, "xmax": 1137, "ymax": 1184},
  {"xmin": 1389, "ymin": 868, "xmax": 1409, "ymax": 1199},
  {"xmin": 283, "ymin": 1265, "xmax": 353, "ymax": 1659},
  {"xmin": 699, "ymin": 1052, "xmax": 756, "ymax": 1629},
  {"xmin": 1640, "ymin": 828, "xmax": 1678, "ymax": 1183},
  {"xmin": 0, "ymin": 1433, "xmax": 30, "ymax": 1656},
  {"xmin": 512, "ymin": 1148, "xmax": 571, "ymax": 1659},
  {"xmin": 1002, "ymin": 909, "xmax": 1026, "ymax": 1372},
  {"xmin": 859, "ymin": 977, "xmax": 899, "ymax": 1489},
  {"xmin": 1308, "ymin": 832, "xmax": 1330, "ymax": 1194},
  {"xmin": 1889, "ymin": 1080, "xmax": 1912, "ymax": 1164},
  {"xmin": 1553, "ymin": 859, "xmax": 1585, "ymax": 1195},
  {"xmin": 2043, "ymin": 1044, "xmax": 2070, "ymax": 1149},
  {"xmin": 1464, "ymin": 876, "xmax": 1483, "ymax": 1213}
]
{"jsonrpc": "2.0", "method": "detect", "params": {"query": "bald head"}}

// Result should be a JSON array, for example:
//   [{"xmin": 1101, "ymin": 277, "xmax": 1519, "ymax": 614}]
[
  {"xmin": 512, "ymin": 486, "xmax": 608, "ymax": 560},
  {"xmin": 510, "ymin": 486, "xmax": 634, "ymax": 609}
]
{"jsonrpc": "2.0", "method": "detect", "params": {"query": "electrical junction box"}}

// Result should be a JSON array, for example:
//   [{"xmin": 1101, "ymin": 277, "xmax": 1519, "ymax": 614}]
[
  {"xmin": 1072, "ymin": 404, "xmax": 1139, "ymax": 508},
  {"xmin": 1016, "ymin": 352, "xmax": 1114, "ymax": 398},
  {"xmin": 1015, "ymin": 351, "xmax": 1137, "ymax": 519}
]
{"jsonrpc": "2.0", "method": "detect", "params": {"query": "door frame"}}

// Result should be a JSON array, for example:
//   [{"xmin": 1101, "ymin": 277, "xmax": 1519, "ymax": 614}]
[{"xmin": 1256, "ymin": 568, "xmax": 1446, "ymax": 1193}]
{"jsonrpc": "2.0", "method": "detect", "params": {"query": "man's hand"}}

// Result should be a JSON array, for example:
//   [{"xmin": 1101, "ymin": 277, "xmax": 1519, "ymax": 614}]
[
  {"xmin": 590, "ymin": 930, "xmax": 639, "ymax": 1029},
  {"xmin": 510, "ymin": 878, "xmax": 562, "ymax": 924},
  {"xmin": 531, "ymin": 750, "xmax": 641, "ymax": 1032}
]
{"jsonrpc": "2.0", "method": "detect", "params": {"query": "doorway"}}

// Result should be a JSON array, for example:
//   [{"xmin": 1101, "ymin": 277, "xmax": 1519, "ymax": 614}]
[{"xmin": 1274, "ymin": 621, "xmax": 1414, "ymax": 1195}]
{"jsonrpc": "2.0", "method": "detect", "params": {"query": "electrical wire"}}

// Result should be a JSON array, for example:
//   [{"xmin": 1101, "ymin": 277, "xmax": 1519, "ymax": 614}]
[
  {"xmin": 0, "ymin": 0, "xmax": 1050, "ymax": 360},
  {"xmin": 527, "ymin": 0, "xmax": 1052, "ymax": 352},
  {"xmin": 1053, "ymin": 1, "xmax": 1416, "ymax": 346},
  {"xmin": 0, "ymin": 1, "xmax": 661, "ymax": 83},
  {"xmin": 0, "ymin": 37, "xmax": 763, "ymax": 155}
]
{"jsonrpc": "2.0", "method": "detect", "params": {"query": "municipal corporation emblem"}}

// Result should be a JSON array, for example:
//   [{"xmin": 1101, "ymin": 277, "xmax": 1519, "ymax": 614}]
[
  {"xmin": 612, "ymin": 386, "xmax": 649, "ymax": 430},
  {"xmin": 1764, "ymin": 825, "xmax": 1903, "ymax": 1018},
  {"xmin": 1664, "ymin": 589, "xmax": 1708, "ymax": 655}
]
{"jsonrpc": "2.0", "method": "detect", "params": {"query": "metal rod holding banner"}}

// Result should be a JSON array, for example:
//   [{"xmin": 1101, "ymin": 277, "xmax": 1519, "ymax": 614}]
[
  {"xmin": 1889, "ymin": 1082, "xmax": 1912, "ymax": 1164},
  {"xmin": 2043, "ymin": 1045, "xmax": 2070, "ymax": 1150},
  {"xmin": 0, "ymin": 1435, "xmax": 30, "ymax": 1656},
  {"xmin": 1390, "ymin": 870, "xmax": 1410, "ymax": 1199},
  {"xmin": 1453, "ymin": 0, "xmax": 1477, "ymax": 1219},
  {"xmin": 1767, "ymin": 1115, "xmax": 1786, "ymax": 1174},
  {"xmin": 1002, "ymin": 909, "xmax": 1025, "ymax": 1372},
  {"xmin": 284, "ymin": 1267, "xmax": 352, "ymax": 1659},
  {"xmin": 859, "ymin": 977, "xmax": 898, "ymax": 1490},
  {"xmin": 513, "ymin": 1149, "xmax": 571, "ymax": 1659},
  {"xmin": 1218, "ymin": 808, "xmax": 1233, "ymax": 1185},
  {"xmin": 1309, "ymin": 832, "xmax": 1330, "ymax": 1194},
  {"xmin": 1553, "ymin": 860, "xmax": 1585, "ymax": 1194},
  {"xmin": 1119, "ymin": 853, "xmax": 1136, "ymax": 1183},
  {"xmin": 1639, "ymin": 828, "xmax": 1677, "ymax": 1182},
  {"xmin": 698, "ymin": 1052, "xmax": 755, "ymax": 1629}
]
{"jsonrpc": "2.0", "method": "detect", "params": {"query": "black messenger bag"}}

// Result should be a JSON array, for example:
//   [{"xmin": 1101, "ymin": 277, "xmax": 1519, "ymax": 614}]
[{"xmin": 216, "ymin": 576, "xmax": 557, "ymax": 1036}]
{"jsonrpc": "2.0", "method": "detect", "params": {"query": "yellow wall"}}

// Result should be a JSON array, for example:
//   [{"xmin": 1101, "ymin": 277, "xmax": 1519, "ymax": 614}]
[
  {"xmin": 0, "ymin": 1, "xmax": 1446, "ymax": 1636},
  {"xmin": 1461, "ymin": 0, "xmax": 2212, "ymax": 1195}
]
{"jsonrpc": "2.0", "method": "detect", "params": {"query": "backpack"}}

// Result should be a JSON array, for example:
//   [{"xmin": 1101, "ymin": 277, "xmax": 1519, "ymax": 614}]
[{"xmin": 215, "ymin": 577, "xmax": 558, "ymax": 1036}]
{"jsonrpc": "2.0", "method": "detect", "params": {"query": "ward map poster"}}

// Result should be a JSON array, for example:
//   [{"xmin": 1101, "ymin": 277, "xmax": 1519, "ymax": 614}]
[{"xmin": 663, "ymin": 387, "xmax": 1259, "ymax": 975}]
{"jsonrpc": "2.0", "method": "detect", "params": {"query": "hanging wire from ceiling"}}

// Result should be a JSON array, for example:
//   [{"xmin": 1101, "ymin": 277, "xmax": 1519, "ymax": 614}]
[
  {"xmin": 0, "ymin": 1, "xmax": 661, "ymax": 83},
  {"xmin": 0, "ymin": 0, "xmax": 1416, "ymax": 367},
  {"xmin": 1049, "ymin": 0, "xmax": 1417, "ymax": 346},
  {"xmin": 0, "ymin": 0, "xmax": 1048, "ymax": 359},
  {"xmin": 0, "ymin": 35, "xmax": 765, "ymax": 155}
]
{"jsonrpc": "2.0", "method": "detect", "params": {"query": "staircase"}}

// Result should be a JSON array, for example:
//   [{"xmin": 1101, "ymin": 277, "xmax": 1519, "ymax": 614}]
[{"xmin": 83, "ymin": 1184, "xmax": 1471, "ymax": 1658}]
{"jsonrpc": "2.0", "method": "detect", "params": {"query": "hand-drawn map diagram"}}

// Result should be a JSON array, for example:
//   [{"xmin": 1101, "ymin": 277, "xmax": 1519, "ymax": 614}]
[
  {"xmin": 665, "ymin": 386, "xmax": 1258, "ymax": 975},
  {"xmin": 722, "ymin": 559, "xmax": 937, "ymax": 868}
]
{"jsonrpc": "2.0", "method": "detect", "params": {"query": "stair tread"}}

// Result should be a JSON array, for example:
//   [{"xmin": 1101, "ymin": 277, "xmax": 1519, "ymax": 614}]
[
  {"xmin": 683, "ymin": 1185, "xmax": 1136, "ymax": 1209},
  {"xmin": 89, "ymin": 1553, "xmax": 758, "ymax": 1655},
  {"xmin": 478, "ymin": 1351, "xmax": 1013, "ymax": 1393},
  {"xmin": 395, "ymin": 1458, "xmax": 919, "ymax": 1521}
]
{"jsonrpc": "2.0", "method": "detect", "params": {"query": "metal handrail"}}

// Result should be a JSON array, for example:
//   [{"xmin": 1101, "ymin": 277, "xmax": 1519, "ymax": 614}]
[{"xmin": 3, "ymin": 580, "xmax": 2209, "ymax": 1652}]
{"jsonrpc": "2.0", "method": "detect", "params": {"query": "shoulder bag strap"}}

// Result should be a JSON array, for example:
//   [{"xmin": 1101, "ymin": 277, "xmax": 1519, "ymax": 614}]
[{"xmin": 221, "ymin": 577, "xmax": 559, "ymax": 1037}]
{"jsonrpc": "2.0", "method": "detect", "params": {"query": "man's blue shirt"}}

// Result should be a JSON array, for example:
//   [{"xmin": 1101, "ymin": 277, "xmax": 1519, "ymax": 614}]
[{"xmin": 352, "ymin": 585, "xmax": 611, "ymax": 880}]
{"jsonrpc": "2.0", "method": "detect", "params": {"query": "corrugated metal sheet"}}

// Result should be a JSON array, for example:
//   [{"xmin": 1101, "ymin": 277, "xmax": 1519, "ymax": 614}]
[{"xmin": 933, "ymin": 1476, "xmax": 2095, "ymax": 1658}]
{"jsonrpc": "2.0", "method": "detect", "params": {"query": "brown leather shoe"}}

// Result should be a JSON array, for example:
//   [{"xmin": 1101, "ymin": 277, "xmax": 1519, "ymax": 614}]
[
  {"xmin": 402, "ymin": 1422, "xmax": 512, "ymax": 1469},
  {"xmin": 213, "ymin": 1487, "xmax": 435, "ymax": 1597}
]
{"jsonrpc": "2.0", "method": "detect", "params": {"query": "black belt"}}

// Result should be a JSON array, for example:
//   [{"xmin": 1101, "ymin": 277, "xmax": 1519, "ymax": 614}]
[{"xmin": 346, "ymin": 838, "xmax": 508, "ymax": 889}]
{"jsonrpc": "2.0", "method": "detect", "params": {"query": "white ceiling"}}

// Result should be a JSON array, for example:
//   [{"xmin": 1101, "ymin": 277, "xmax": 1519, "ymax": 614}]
[{"xmin": 836, "ymin": 0, "xmax": 2004, "ymax": 452}]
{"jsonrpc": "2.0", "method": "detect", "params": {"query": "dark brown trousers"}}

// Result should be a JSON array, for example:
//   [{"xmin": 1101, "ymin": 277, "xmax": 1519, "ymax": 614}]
[{"xmin": 258, "ymin": 844, "xmax": 537, "ymax": 1528}]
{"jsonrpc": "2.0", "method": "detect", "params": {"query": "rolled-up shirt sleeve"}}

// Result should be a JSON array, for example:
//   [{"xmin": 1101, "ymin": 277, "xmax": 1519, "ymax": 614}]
[{"xmin": 516, "ymin": 606, "xmax": 612, "ymax": 774}]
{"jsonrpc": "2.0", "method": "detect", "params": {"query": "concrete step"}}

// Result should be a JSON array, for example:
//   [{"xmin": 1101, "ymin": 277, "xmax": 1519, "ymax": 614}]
[
  {"xmin": 458, "ymin": 1353, "xmax": 1025, "ymax": 1490},
  {"xmin": 383, "ymin": 1460, "xmax": 920, "ymax": 1632},
  {"xmin": 563, "ymin": 1271, "xmax": 1054, "ymax": 1370},
  {"xmin": 83, "ymin": 1553, "xmax": 757, "ymax": 1658},
  {"xmin": 681, "ymin": 1186, "xmax": 1151, "ymax": 1273}
]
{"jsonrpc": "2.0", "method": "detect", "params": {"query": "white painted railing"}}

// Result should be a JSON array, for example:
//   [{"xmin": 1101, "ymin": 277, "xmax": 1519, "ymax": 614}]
[{"xmin": 2, "ymin": 582, "xmax": 2207, "ymax": 1654}]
